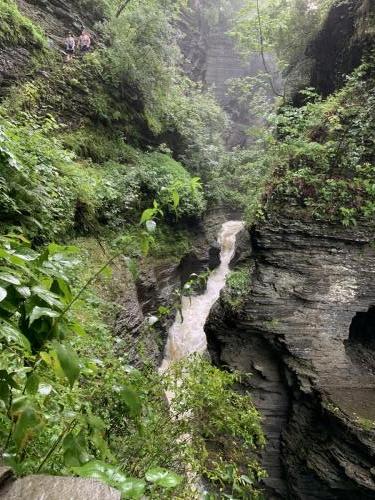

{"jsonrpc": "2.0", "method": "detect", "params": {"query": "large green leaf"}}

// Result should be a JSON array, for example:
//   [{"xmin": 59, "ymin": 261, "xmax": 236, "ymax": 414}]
[
  {"xmin": 31, "ymin": 286, "xmax": 63, "ymax": 308},
  {"xmin": 0, "ymin": 287, "xmax": 7, "ymax": 302},
  {"xmin": 25, "ymin": 373, "xmax": 40, "ymax": 395},
  {"xmin": 72, "ymin": 460, "xmax": 116, "ymax": 482},
  {"xmin": 52, "ymin": 278, "xmax": 72, "ymax": 302},
  {"xmin": 55, "ymin": 343, "xmax": 80, "ymax": 388},
  {"xmin": 14, "ymin": 248, "xmax": 39, "ymax": 262},
  {"xmin": 0, "ymin": 321, "xmax": 31, "ymax": 351},
  {"xmin": 28, "ymin": 306, "xmax": 60, "ymax": 326},
  {"xmin": 0, "ymin": 272, "xmax": 21, "ymax": 285},
  {"xmin": 13, "ymin": 405, "xmax": 44, "ymax": 450},
  {"xmin": 145, "ymin": 467, "xmax": 182, "ymax": 488},
  {"xmin": 116, "ymin": 478, "xmax": 146, "ymax": 498},
  {"xmin": 140, "ymin": 208, "xmax": 155, "ymax": 224},
  {"xmin": 15, "ymin": 286, "xmax": 31, "ymax": 298}
]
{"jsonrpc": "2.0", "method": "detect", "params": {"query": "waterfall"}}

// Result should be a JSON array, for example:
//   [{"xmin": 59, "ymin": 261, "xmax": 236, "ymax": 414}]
[{"xmin": 160, "ymin": 220, "xmax": 244, "ymax": 373}]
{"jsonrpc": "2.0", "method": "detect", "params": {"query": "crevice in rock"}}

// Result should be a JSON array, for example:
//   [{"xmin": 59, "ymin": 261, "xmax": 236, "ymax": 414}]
[
  {"xmin": 348, "ymin": 306, "xmax": 375, "ymax": 348},
  {"xmin": 206, "ymin": 307, "xmax": 291, "ymax": 499},
  {"xmin": 345, "ymin": 306, "xmax": 375, "ymax": 375}
]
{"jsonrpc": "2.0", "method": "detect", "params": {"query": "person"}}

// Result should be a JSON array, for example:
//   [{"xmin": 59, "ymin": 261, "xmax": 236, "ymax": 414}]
[
  {"xmin": 64, "ymin": 32, "xmax": 75, "ymax": 62},
  {"xmin": 78, "ymin": 30, "xmax": 91, "ymax": 54}
]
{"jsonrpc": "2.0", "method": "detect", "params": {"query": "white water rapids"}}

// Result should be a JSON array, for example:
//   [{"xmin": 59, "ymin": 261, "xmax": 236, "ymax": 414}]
[{"xmin": 160, "ymin": 220, "xmax": 244, "ymax": 373}]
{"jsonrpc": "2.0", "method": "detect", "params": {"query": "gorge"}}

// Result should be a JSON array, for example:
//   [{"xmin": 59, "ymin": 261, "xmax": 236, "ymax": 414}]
[{"xmin": 0, "ymin": 0, "xmax": 374, "ymax": 499}]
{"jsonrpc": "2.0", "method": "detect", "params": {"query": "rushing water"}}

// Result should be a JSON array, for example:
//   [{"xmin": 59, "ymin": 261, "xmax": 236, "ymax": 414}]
[{"xmin": 160, "ymin": 220, "xmax": 244, "ymax": 373}]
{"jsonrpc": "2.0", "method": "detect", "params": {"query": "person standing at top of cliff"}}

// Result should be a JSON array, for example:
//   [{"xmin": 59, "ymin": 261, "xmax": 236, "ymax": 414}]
[
  {"xmin": 64, "ymin": 32, "xmax": 75, "ymax": 62},
  {"xmin": 78, "ymin": 30, "xmax": 91, "ymax": 54}
]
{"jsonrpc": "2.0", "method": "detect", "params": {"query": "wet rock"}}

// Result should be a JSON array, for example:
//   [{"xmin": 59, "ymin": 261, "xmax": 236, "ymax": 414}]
[
  {"xmin": 231, "ymin": 228, "xmax": 252, "ymax": 267},
  {"xmin": 0, "ymin": 47, "xmax": 30, "ymax": 93},
  {"xmin": 0, "ymin": 467, "xmax": 13, "ymax": 488},
  {"xmin": 206, "ymin": 215, "xmax": 375, "ymax": 499},
  {"xmin": 288, "ymin": 0, "xmax": 374, "ymax": 101}
]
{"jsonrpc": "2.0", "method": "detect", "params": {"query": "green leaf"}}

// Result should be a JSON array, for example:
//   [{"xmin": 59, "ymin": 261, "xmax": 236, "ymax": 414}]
[
  {"xmin": 31, "ymin": 286, "xmax": 63, "ymax": 308},
  {"xmin": 15, "ymin": 286, "xmax": 31, "ymax": 298},
  {"xmin": 0, "ymin": 380, "xmax": 10, "ymax": 406},
  {"xmin": 172, "ymin": 190, "xmax": 180, "ymax": 209},
  {"xmin": 140, "ymin": 208, "xmax": 155, "ymax": 224},
  {"xmin": 0, "ymin": 370, "xmax": 19, "ymax": 390},
  {"xmin": 55, "ymin": 343, "xmax": 80, "ymax": 388},
  {"xmin": 13, "ymin": 405, "xmax": 44, "ymax": 450},
  {"xmin": 25, "ymin": 374, "xmax": 40, "ymax": 395},
  {"xmin": 0, "ymin": 321, "xmax": 31, "ymax": 351},
  {"xmin": 70, "ymin": 322, "xmax": 86, "ymax": 337},
  {"xmin": 0, "ymin": 273, "xmax": 21, "ymax": 285},
  {"xmin": 54, "ymin": 278, "xmax": 73, "ymax": 302},
  {"xmin": 63, "ymin": 432, "xmax": 89, "ymax": 467},
  {"xmin": 119, "ymin": 385, "xmax": 142, "ymax": 418},
  {"xmin": 72, "ymin": 460, "xmax": 115, "ymax": 482},
  {"xmin": 145, "ymin": 467, "xmax": 182, "ymax": 488},
  {"xmin": 28, "ymin": 306, "xmax": 59, "ymax": 326},
  {"xmin": 72, "ymin": 461, "xmax": 145, "ymax": 499},
  {"xmin": 117, "ymin": 478, "xmax": 146, "ymax": 498},
  {"xmin": 0, "ymin": 287, "xmax": 7, "ymax": 302},
  {"xmin": 14, "ymin": 248, "xmax": 39, "ymax": 261}
]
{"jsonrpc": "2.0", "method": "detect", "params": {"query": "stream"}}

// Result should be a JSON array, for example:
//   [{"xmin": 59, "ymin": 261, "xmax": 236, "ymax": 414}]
[{"xmin": 160, "ymin": 220, "xmax": 244, "ymax": 373}]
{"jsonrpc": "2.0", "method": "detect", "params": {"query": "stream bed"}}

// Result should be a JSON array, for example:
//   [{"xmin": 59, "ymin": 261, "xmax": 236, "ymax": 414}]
[{"xmin": 160, "ymin": 220, "xmax": 244, "ymax": 373}]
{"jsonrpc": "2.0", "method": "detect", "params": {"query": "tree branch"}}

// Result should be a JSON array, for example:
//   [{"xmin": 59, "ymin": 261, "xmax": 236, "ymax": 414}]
[
  {"xmin": 116, "ymin": 0, "xmax": 133, "ymax": 18},
  {"xmin": 256, "ymin": 0, "xmax": 283, "ymax": 98}
]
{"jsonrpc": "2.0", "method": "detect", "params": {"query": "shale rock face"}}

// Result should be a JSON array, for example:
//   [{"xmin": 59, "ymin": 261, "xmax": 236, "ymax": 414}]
[
  {"xmin": 114, "ymin": 215, "xmax": 227, "ymax": 367},
  {"xmin": 288, "ymin": 0, "xmax": 375, "ymax": 101},
  {"xmin": 0, "ymin": 0, "xmax": 101, "ymax": 95},
  {"xmin": 207, "ymin": 216, "xmax": 375, "ymax": 499}
]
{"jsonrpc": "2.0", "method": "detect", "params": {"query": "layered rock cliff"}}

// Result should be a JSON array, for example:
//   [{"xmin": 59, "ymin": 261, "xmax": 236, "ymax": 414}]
[{"xmin": 207, "ymin": 216, "xmax": 375, "ymax": 499}]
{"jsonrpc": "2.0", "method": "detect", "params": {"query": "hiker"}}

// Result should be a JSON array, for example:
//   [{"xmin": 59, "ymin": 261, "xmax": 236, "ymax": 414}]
[
  {"xmin": 64, "ymin": 32, "xmax": 75, "ymax": 62},
  {"xmin": 78, "ymin": 30, "xmax": 91, "ymax": 53}
]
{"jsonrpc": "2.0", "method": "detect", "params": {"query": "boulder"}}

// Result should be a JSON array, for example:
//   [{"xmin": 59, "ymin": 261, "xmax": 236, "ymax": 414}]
[{"xmin": 0, "ymin": 474, "xmax": 120, "ymax": 500}]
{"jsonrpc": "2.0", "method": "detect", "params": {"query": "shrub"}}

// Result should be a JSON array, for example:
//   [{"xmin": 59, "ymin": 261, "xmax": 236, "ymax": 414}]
[{"xmin": 0, "ymin": 115, "xmax": 77, "ymax": 240}]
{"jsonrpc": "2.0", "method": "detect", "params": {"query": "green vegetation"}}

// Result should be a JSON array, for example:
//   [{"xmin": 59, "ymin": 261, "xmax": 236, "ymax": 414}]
[
  {"xmin": 223, "ymin": 1, "xmax": 375, "ymax": 227},
  {"xmin": 262, "ymin": 56, "xmax": 375, "ymax": 225},
  {"xmin": 0, "ymin": 233, "xmax": 265, "ymax": 498},
  {"xmin": 0, "ymin": 0, "xmax": 46, "ymax": 48},
  {"xmin": 232, "ymin": 0, "xmax": 334, "ymax": 71},
  {"xmin": 223, "ymin": 267, "xmax": 252, "ymax": 312},
  {"xmin": 0, "ymin": 114, "xmax": 205, "ymax": 241}
]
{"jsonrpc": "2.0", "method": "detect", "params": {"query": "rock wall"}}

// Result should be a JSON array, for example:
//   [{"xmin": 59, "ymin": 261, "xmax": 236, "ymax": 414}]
[
  {"xmin": 288, "ymin": 0, "xmax": 375, "ymax": 101},
  {"xmin": 114, "ymin": 214, "xmax": 226, "ymax": 368},
  {"xmin": 0, "ymin": 0, "xmax": 101, "ymax": 94},
  {"xmin": 179, "ymin": 0, "xmax": 277, "ymax": 148},
  {"xmin": 206, "ymin": 216, "xmax": 375, "ymax": 499}
]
